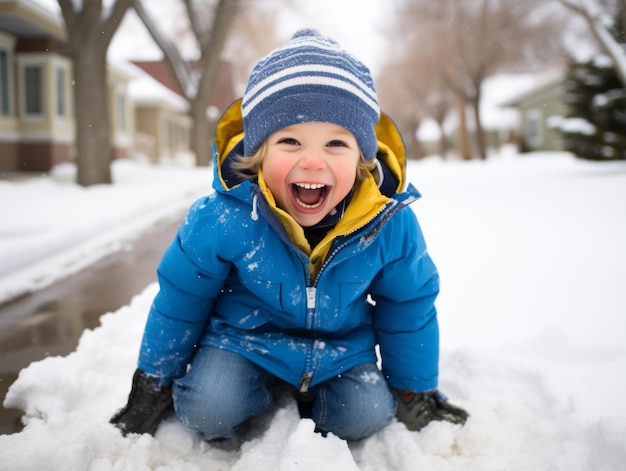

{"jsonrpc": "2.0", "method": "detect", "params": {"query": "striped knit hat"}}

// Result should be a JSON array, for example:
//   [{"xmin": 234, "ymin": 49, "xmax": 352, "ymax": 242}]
[{"xmin": 242, "ymin": 29, "xmax": 380, "ymax": 160}]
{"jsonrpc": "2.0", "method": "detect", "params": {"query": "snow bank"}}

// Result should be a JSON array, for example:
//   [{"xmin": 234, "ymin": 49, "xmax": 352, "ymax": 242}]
[
  {"xmin": 0, "ymin": 160, "xmax": 212, "ymax": 304},
  {"xmin": 1, "ymin": 152, "xmax": 625, "ymax": 470}
]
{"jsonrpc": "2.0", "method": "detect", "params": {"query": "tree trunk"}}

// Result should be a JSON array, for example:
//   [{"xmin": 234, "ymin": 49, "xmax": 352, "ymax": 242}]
[
  {"xmin": 471, "ymin": 95, "xmax": 487, "ymax": 160},
  {"xmin": 134, "ymin": 0, "xmax": 239, "ymax": 167},
  {"xmin": 401, "ymin": 118, "xmax": 423, "ymax": 159},
  {"xmin": 190, "ymin": 101, "xmax": 213, "ymax": 167},
  {"xmin": 435, "ymin": 118, "xmax": 448, "ymax": 159},
  {"xmin": 457, "ymin": 100, "xmax": 471, "ymax": 160},
  {"xmin": 58, "ymin": 0, "xmax": 132, "ymax": 186},
  {"xmin": 73, "ymin": 49, "xmax": 112, "ymax": 185}
]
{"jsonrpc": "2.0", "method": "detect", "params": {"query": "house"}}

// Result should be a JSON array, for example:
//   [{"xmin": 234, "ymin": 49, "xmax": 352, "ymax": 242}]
[
  {"xmin": 0, "ymin": 0, "xmax": 237, "ymax": 173},
  {"xmin": 0, "ymin": 0, "xmax": 71, "ymax": 172},
  {"xmin": 415, "ymin": 73, "xmax": 567, "ymax": 158},
  {"xmin": 121, "ymin": 60, "xmax": 192, "ymax": 165},
  {"xmin": 499, "ymin": 74, "xmax": 566, "ymax": 153},
  {"xmin": 0, "ymin": 0, "xmax": 137, "ymax": 172},
  {"xmin": 131, "ymin": 60, "xmax": 237, "ymax": 164}
]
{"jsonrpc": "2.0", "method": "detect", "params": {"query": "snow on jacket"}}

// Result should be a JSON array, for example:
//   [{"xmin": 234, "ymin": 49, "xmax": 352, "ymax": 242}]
[{"xmin": 138, "ymin": 99, "xmax": 440, "ymax": 393}]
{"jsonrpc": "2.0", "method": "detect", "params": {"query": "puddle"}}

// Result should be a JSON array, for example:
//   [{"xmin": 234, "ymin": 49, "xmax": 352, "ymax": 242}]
[{"xmin": 0, "ymin": 214, "xmax": 183, "ymax": 434}]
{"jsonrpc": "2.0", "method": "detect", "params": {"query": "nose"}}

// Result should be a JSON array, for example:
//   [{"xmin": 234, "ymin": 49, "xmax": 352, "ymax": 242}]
[{"xmin": 299, "ymin": 151, "xmax": 325, "ymax": 170}]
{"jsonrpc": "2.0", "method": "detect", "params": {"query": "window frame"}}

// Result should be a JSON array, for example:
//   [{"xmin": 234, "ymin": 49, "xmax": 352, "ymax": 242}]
[
  {"xmin": 0, "ymin": 44, "xmax": 13, "ymax": 118},
  {"xmin": 19, "ymin": 58, "xmax": 45, "ymax": 119},
  {"xmin": 55, "ymin": 65, "xmax": 66, "ymax": 118}
]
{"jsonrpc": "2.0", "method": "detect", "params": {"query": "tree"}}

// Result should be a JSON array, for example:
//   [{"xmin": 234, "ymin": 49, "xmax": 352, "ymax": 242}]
[
  {"xmin": 560, "ymin": 58, "xmax": 626, "ymax": 160},
  {"xmin": 558, "ymin": 6, "xmax": 626, "ymax": 161},
  {"xmin": 376, "ymin": 55, "xmax": 425, "ymax": 159},
  {"xmin": 385, "ymin": 0, "xmax": 566, "ymax": 159},
  {"xmin": 58, "ymin": 0, "xmax": 133, "ymax": 186},
  {"xmin": 558, "ymin": 0, "xmax": 626, "ymax": 87},
  {"xmin": 225, "ymin": 2, "xmax": 287, "ymax": 91},
  {"xmin": 377, "ymin": 35, "xmax": 456, "ymax": 159},
  {"xmin": 133, "ymin": 0, "xmax": 240, "ymax": 166}
]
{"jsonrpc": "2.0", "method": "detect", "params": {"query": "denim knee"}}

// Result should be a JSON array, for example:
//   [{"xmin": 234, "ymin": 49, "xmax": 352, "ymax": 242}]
[
  {"xmin": 172, "ymin": 347, "xmax": 275, "ymax": 440},
  {"xmin": 312, "ymin": 363, "xmax": 396, "ymax": 441}
]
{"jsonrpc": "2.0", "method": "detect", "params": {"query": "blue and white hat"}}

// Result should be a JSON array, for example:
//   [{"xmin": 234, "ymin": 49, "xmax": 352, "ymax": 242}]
[{"xmin": 242, "ymin": 29, "xmax": 380, "ymax": 160}]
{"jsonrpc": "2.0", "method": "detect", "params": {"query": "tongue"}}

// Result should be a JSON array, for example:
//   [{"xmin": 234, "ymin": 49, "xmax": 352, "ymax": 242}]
[{"xmin": 296, "ymin": 187, "xmax": 323, "ymax": 205}]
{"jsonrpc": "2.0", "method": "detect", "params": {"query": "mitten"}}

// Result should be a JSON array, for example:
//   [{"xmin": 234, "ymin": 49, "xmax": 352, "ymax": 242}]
[
  {"xmin": 110, "ymin": 369, "xmax": 173, "ymax": 436},
  {"xmin": 392, "ymin": 389, "xmax": 468, "ymax": 431}
]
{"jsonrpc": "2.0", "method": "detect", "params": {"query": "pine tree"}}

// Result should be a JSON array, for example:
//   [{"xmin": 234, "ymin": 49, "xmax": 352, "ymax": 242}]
[
  {"xmin": 560, "ymin": 7, "xmax": 626, "ymax": 162},
  {"xmin": 561, "ymin": 58, "xmax": 626, "ymax": 161}
]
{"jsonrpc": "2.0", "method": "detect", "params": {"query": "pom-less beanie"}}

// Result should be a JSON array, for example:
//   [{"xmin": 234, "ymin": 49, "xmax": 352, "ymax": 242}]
[{"xmin": 242, "ymin": 28, "xmax": 380, "ymax": 160}]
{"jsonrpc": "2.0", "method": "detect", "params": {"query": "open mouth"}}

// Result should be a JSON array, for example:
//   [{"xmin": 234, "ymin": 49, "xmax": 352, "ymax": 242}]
[{"xmin": 292, "ymin": 183, "xmax": 328, "ymax": 209}]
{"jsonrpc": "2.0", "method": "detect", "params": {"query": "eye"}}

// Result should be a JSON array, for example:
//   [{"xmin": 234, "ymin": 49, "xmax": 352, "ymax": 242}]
[
  {"xmin": 327, "ymin": 139, "xmax": 349, "ymax": 148},
  {"xmin": 277, "ymin": 137, "xmax": 300, "ymax": 146}
]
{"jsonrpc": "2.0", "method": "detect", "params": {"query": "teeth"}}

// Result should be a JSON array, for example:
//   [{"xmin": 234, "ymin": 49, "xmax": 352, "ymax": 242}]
[
  {"xmin": 296, "ymin": 197, "xmax": 325, "ymax": 209},
  {"xmin": 295, "ymin": 183, "xmax": 325, "ymax": 190}
]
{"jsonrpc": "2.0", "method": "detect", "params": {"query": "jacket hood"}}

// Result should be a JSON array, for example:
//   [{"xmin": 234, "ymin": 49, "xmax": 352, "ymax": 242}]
[
  {"xmin": 212, "ymin": 98, "xmax": 409, "ymax": 196},
  {"xmin": 211, "ymin": 99, "xmax": 417, "ymax": 275}
]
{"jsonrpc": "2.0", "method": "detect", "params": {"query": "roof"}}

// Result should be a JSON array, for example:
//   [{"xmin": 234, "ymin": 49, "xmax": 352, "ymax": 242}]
[
  {"xmin": 132, "ymin": 59, "xmax": 237, "ymax": 111},
  {"xmin": 0, "ymin": 0, "xmax": 65, "ymax": 40},
  {"xmin": 499, "ymin": 73, "xmax": 565, "ymax": 108},
  {"xmin": 119, "ymin": 60, "xmax": 189, "ymax": 112},
  {"xmin": 132, "ymin": 60, "xmax": 183, "ymax": 96}
]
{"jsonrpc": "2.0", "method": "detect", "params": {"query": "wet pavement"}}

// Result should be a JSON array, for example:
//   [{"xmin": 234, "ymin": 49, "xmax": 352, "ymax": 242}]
[{"xmin": 0, "ymin": 213, "xmax": 184, "ymax": 435}]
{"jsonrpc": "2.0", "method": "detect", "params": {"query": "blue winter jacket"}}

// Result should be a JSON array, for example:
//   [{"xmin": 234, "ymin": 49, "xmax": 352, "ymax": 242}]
[{"xmin": 138, "ymin": 100, "xmax": 440, "ymax": 393}]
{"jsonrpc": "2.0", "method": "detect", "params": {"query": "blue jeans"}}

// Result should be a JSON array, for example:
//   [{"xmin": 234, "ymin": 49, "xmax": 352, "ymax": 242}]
[{"xmin": 173, "ymin": 347, "xmax": 396, "ymax": 441}]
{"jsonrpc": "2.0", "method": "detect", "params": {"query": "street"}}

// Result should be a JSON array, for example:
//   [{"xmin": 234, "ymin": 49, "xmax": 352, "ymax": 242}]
[{"xmin": 0, "ymin": 214, "xmax": 182, "ymax": 434}]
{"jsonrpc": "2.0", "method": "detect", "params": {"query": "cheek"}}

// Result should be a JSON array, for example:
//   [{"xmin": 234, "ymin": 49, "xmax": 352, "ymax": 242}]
[
  {"xmin": 333, "ymin": 160, "xmax": 358, "ymax": 195},
  {"xmin": 262, "ymin": 157, "xmax": 290, "ymax": 203}
]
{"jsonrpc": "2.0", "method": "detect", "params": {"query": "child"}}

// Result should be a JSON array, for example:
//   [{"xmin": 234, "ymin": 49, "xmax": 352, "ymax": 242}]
[{"xmin": 111, "ymin": 29, "xmax": 468, "ymax": 441}]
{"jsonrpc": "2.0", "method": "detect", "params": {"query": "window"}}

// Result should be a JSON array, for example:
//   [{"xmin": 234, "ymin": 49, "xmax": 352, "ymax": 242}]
[
  {"xmin": 525, "ymin": 109, "xmax": 543, "ymax": 148},
  {"xmin": 0, "ymin": 49, "xmax": 10, "ymax": 116},
  {"xmin": 23, "ymin": 64, "xmax": 43, "ymax": 116},
  {"xmin": 55, "ymin": 66, "xmax": 66, "ymax": 117}
]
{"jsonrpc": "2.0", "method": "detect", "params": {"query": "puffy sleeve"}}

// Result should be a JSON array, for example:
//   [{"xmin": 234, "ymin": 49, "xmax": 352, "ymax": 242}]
[
  {"xmin": 370, "ymin": 206, "xmax": 440, "ymax": 392},
  {"xmin": 138, "ymin": 194, "xmax": 233, "ymax": 387}
]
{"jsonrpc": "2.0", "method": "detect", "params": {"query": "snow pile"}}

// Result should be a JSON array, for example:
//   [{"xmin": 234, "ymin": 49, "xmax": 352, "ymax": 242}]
[
  {"xmin": 1, "ymin": 152, "xmax": 625, "ymax": 470},
  {"xmin": 0, "ymin": 160, "xmax": 212, "ymax": 304}
]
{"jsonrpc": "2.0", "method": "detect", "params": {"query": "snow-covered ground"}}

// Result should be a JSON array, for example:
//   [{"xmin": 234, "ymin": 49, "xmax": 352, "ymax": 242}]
[
  {"xmin": 0, "ymin": 160, "xmax": 212, "ymax": 305},
  {"xmin": 1, "ymin": 151, "xmax": 625, "ymax": 470}
]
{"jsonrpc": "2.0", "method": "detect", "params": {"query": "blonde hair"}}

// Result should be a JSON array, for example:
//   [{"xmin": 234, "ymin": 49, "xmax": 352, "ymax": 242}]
[{"xmin": 230, "ymin": 142, "xmax": 377, "ymax": 183}]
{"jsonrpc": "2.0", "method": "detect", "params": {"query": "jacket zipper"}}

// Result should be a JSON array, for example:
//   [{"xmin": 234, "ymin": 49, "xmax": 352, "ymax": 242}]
[
  {"xmin": 296, "ymin": 200, "xmax": 401, "ymax": 392},
  {"xmin": 294, "ymin": 249, "xmax": 315, "ymax": 392},
  {"xmin": 312, "ymin": 201, "xmax": 396, "ymax": 287},
  {"xmin": 299, "ymin": 371, "xmax": 314, "ymax": 393}
]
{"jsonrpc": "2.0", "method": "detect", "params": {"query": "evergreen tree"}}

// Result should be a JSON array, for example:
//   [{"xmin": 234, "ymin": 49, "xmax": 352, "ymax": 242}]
[{"xmin": 560, "ymin": 5, "xmax": 626, "ymax": 162}]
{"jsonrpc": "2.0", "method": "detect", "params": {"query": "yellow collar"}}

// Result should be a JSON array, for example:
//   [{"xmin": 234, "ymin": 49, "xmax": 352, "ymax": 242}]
[{"xmin": 258, "ymin": 168, "xmax": 391, "ymax": 278}]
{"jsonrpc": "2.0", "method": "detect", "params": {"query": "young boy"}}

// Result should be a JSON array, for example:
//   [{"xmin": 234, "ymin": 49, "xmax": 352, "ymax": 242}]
[{"xmin": 111, "ymin": 29, "xmax": 468, "ymax": 441}]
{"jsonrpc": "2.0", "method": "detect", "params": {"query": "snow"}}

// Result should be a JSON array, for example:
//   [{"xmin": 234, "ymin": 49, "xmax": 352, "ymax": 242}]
[
  {"xmin": 555, "ymin": 116, "xmax": 597, "ymax": 135},
  {"xmin": 1, "ymin": 151, "xmax": 626, "ymax": 470},
  {"xmin": 0, "ymin": 160, "xmax": 211, "ymax": 304}
]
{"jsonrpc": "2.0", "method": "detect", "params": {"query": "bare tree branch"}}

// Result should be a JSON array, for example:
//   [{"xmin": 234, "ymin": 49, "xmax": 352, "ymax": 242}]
[
  {"xmin": 182, "ymin": 0, "xmax": 204, "ymax": 45},
  {"xmin": 133, "ymin": 0, "xmax": 195, "ymax": 97},
  {"xmin": 558, "ymin": 0, "xmax": 626, "ymax": 87},
  {"xmin": 384, "ymin": 0, "xmax": 567, "ymax": 159},
  {"xmin": 57, "ymin": 0, "xmax": 78, "ymax": 40},
  {"xmin": 194, "ymin": 0, "xmax": 238, "ymax": 104},
  {"xmin": 102, "ymin": 0, "xmax": 134, "ymax": 49},
  {"xmin": 132, "ymin": 0, "xmax": 241, "ymax": 166}
]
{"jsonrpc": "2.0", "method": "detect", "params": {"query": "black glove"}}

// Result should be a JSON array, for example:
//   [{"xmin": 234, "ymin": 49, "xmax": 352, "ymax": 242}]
[
  {"xmin": 392, "ymin": 389, "xmax": 469, "ymax": 431},
  {"xmin": 110, "ymin": 369, "xmax": 173, "ymax": 436}
]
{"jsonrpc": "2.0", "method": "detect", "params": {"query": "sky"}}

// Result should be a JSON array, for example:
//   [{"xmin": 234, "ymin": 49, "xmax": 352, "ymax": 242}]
[
  {"xmin": 107, "ymin": 0, "xmax": 386, "ymax": 74},
  {"xmin": 29, "ymin": 0, "xmax": 385, "ymax": 73},
  {"xmin": 1, "ymin": 150, "xmax": 625, "ymax": 469}
]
